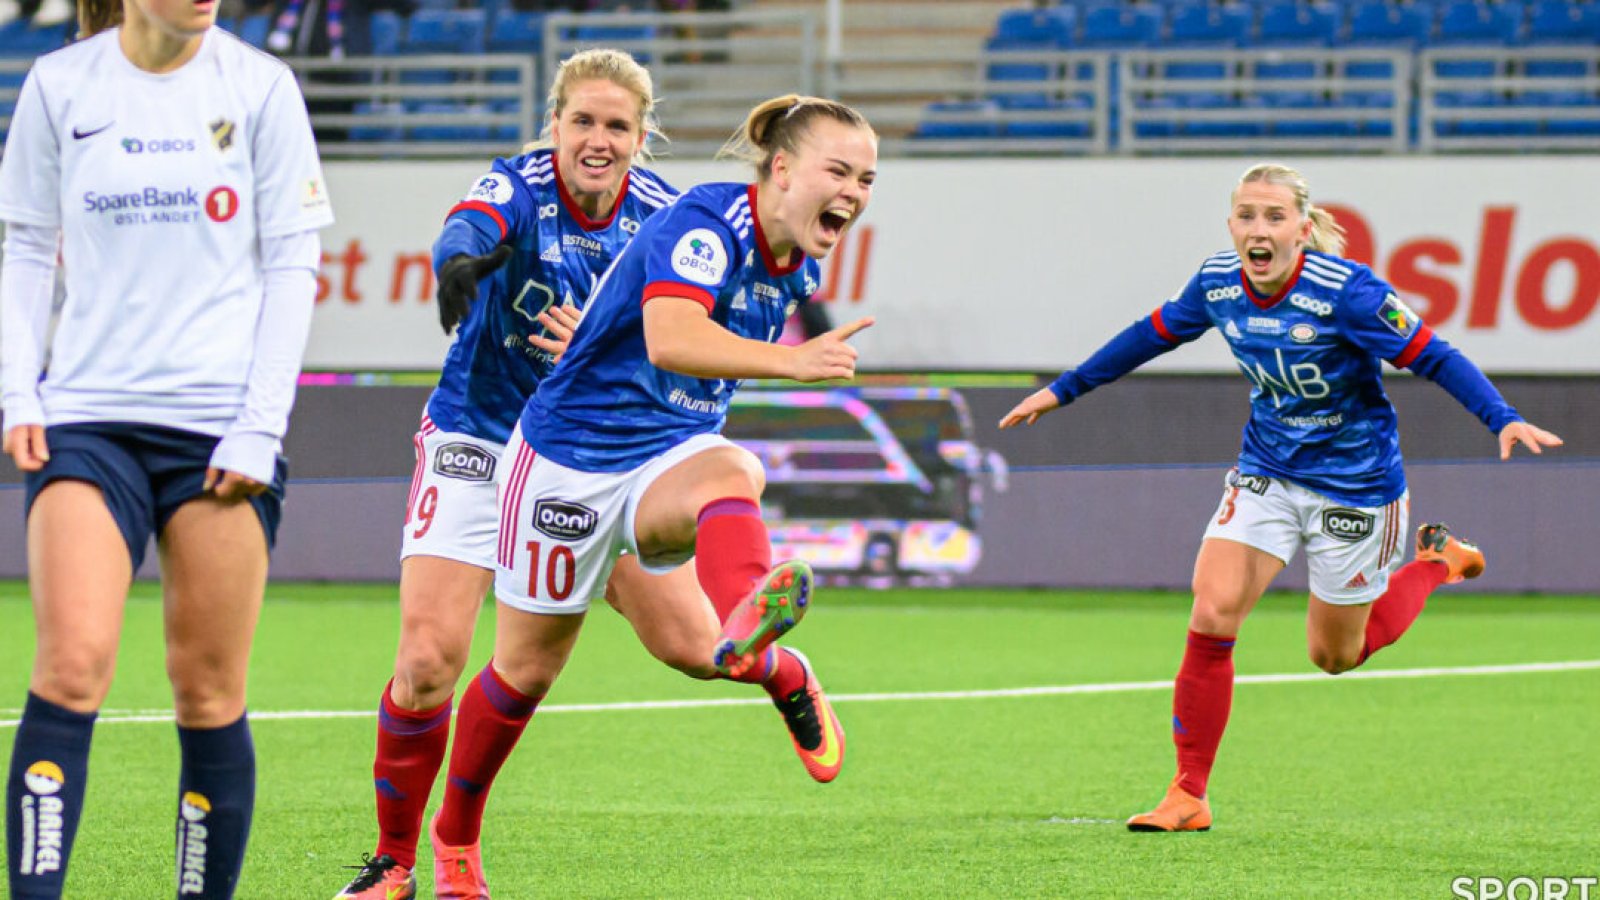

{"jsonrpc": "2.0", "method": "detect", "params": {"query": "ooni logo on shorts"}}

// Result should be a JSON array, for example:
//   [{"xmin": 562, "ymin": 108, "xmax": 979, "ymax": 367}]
[
  {"xmin": 19, "ymin": 760, "xmax": 66, "ymax": 876},
  {"xmin": 533, "ymin": 499, "xmax": 597, "ymax": 540},
  {"xmin": 1321, "ymin": 508, "xmax": 1375, "ymax": 543},
  {"xmin": 671, "ymin": 228, "xmax": 727, "ymax": 286},
  {"xmin": 177, "ymin": 791, "xmax": 211, "ymax": 895},
  {"xmin": 434, "ymin": 443, "xmax": 496, "ymax": 482}
]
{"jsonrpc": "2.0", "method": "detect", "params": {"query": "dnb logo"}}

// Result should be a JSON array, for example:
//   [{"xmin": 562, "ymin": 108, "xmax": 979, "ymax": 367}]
[
  {"xmin": 434, "ymin": 442, "xmax": 496, "ymax": 482},
  {"xmin": 1321, "ymin": 508, "xmax": 1375, "ymax": 543},
  {"xmin": 532, "ymin": 499, "xmax": 597, "ymax": 541},
  {"xmin": 19, "ymin": 760, "xmax": 66, "ymax": 877},
  {"xmin": 177, "ymin": 791, "xmax": 211, "ymax": 895}
]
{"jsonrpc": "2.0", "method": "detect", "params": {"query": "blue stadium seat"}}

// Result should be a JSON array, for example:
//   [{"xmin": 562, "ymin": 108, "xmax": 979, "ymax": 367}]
[
  {"xmin": 403, "ymin": 9, "xmax": 488, "ymax": 55},
  {"xmin": 1435, "ymin": 0, "xmax": 1525, "ymax": 44},
  {"xmin": 408, "ymin": 100, "xmax": 493, "ymax": 142},
  {"xmin": 1523, "ymin": 0, "xmax": 1600, "ymax": 43},
  {"xmin": 235, "ymin": 13, "xmax": 270, "ymax": 49},
  {"xmin": 368, "ymin": 11, "xmax": 403, "ymax": 56},
  {"xmin": 1167, "ymin": 2, "xmax": 1252, "ymax": 46},
  {"xmin": 1346, "ymin": 1, "xmax": 1433, "ymax": 46},
  {"xmin": 487, "ymin": 10, "xmax": 546, "ymax": 53},
  {"xmin": 1077, "ymin": 4, "xmax": 1161, "ymax": 48},
  {"xmin": 992, "ymin": 7, "xmax": 1075, "ymax": 46},
  {"xmin": 0, "ymin": 20, "xmax": 69, "ymax": 57},
  {"xmin": 912, "ymin": 100, "xmax": 1001, "ymax": 139},
  {"xmin": 1252, "ymin": 1, "xmax": 1342, "ymax": 46}
]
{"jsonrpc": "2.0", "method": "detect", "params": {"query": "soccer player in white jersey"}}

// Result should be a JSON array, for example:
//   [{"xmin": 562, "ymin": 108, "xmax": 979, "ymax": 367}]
[
  {"xmin": 0, "ymin": 0, "xmax": 332, "ymax": 896},
  {"xmin": 415, "ymin": 95, "xmax": 876, "ymax": 895},
  {"xmin": 1000, "ymin": 163, "xmax": 1563, "ymax": 833}
]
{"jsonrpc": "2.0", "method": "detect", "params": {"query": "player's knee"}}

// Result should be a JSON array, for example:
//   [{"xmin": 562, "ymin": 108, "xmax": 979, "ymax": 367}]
[
  {"xmin": 1309, "ymin": 645, "xmax": 1359, "ymax": 675},
  {"xmin": 32, "ymin": 652, "xmax": 115, "ymax": 711},
  {"xmin": 396, "ymin": 641, "xmax": 469, "ymax": 699},
  {"xmin": 652, "ymin": 642, "xmax": 718, "ymax": 680},
  {"xmin": 168, "ymin": 667, "xmax": 245, "ymax": 724},
  {"xmin": 1189, "ymin": 583, "xmax": 1248, "ymax": 633},
  {"xmin": 707, "ymin": 445, "xmax": 766, "ymax": 498}
]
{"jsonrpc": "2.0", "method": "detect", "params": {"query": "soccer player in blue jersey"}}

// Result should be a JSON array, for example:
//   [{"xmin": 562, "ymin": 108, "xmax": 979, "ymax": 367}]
[
  {"xmin": 1000, "ymin": 162, "xmax": 1563, "ymax": 833},
  {"xmin": 2, "ymin": 0, "xmax": 332, "ymax": 896},
  {"xmin": 334, "ymin": 50, "xmax": 698, "ymax": 900},
  {"xmin": 423, "ymin": 94, "xmax": 876, "ymax": 893}
]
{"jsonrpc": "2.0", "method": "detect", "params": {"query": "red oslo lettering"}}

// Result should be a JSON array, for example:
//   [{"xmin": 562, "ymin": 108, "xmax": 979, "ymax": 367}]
[
  {"xmin": 390, "ymin": 252, "xmax": 436, "ymax": 303},
  {"xmin": 1468, "ymin": 207, "xmax": 1515, "ymax": 329},
  {"xmin": 1515, "ymin": 238, "xmax": 1600, "ymax": 330}
]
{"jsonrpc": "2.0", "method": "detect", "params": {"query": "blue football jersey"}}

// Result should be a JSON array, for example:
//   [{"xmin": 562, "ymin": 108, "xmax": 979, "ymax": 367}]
[
  {"xmin": 424, "ymin": 149, "xmax": 678, "ymax": 443},
  {"xmin": 521, "ymin": 182, "xmax": 823, "ymax": 472},
  {"xmin": 1152, "ymin": 249, "xmax": 1436, "ymax": 506}
]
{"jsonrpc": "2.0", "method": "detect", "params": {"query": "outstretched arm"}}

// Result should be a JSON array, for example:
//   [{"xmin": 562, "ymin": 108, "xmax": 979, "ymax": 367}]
[
  {"xmin": 642, "ymin": 296, "xmax": 873, "ymax": 382},
  {"xmin": 1404, "ymin": 338, "xmax": 1563, "ymax": 459},
  {"xmin": 999, "ymin": 314, "xmax": 1185, "ymax": 428}
]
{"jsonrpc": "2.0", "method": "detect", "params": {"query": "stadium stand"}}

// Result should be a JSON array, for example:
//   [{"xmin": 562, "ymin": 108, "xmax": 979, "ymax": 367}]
[{"xmin": 0, "ymin": 0, "xmax": 1594, "ymax": 156}]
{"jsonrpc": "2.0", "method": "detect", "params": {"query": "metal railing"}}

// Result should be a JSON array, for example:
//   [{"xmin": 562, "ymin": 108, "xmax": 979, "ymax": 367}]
[{"xmin": 1419, "ymin": 45, "xmax": 1600, "ymax": 152}]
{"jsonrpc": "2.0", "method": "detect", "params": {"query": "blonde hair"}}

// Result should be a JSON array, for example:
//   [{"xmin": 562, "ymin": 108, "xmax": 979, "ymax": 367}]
[
  {"xmin": 79, "ymin": 0, "xmax": 123, "ymax": 37},
  {"xmin": 719, "ymin": 94, "xmax": 875, "ymax": 180},
  {"xmin": 1235, "ymin": 162, "xmax": 1346, "ymax": 256},
  {"xmin": 527, "ymin": 48, "xmax": 660, "ymax": 156}
]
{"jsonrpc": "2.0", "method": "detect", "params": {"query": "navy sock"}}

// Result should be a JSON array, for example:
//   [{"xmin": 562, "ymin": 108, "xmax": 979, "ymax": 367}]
[
  {"xmin": 6, "ymin": 692, "xmax": 96, "ymax": 900},
  {"xmin": 175, "ymin": 715, "xmax": 255, "ymax": 899}
]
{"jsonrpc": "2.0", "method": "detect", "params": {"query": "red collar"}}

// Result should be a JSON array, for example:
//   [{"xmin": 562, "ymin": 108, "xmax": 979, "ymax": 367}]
[
  {"xmin": 555, "ymin": 162, "xmax": 628, "ymax": 232},
  {"xmin": 1240, "ymin": 253, "xmax": 1304, "ymax": 309},
  {"xmin": 748, "ymin": 184, "xmax": 804, "ymax": 276}
]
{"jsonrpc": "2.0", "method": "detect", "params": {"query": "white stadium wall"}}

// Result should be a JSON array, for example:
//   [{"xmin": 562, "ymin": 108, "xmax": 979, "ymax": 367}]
[{"xmin": 313, "ymin": 156, "xmax": 1600, "ymax": 373}]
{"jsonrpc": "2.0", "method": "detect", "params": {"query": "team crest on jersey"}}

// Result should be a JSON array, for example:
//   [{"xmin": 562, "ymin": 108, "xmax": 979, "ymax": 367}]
[
  {"xmin": 466, "ymin": 173, "xmax": 514, "ymax": 206},
  {"xmin": 1379, "ymin": 293, "xmax": 1420, "ymax": 337},
  {"xmin": 1289, "ymin": 323, "xmax": 1318, "ymax": 343},
  {"xmin": 672, "ymin": 229, "xmax": 727, "ymax": 286},
  {"xmin": 209, "ymin": 117, "xmax": 235, "ymax": 152}
]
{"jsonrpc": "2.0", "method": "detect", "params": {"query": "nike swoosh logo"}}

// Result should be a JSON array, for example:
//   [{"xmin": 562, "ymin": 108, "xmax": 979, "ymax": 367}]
[
  {"xmin": 386, "ymin": 888, "xmax": 405, "ymax": 900},
  {"xmin": 1175, "ymin": 811, "xmax": 1198, "ymax": 828},
  {"xmin": 809, "ymin": 703, "xmax": 842, "ymax": 769},
  {"xmin": 72, "ymin": 123, "xmax": 113, "ymax": 140}
]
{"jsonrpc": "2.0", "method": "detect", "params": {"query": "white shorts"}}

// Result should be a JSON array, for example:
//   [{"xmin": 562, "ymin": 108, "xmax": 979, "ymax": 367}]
[
  {"xmin": 1202, "ymin": 468, "xmax": 1409, "ymax": 605},
  {"xmin": 399, "ymin": 414, "xmax": 504, "ymax": 570},
  {"xmin": 494, "ymin": 425, "xmax": 732, "ymax": 615}
]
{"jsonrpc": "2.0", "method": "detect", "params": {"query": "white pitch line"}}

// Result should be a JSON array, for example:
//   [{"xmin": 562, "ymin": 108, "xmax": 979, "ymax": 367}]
[{"xmin": 1, "ymin": 659, "xmax": 1596, "ymax": 729}]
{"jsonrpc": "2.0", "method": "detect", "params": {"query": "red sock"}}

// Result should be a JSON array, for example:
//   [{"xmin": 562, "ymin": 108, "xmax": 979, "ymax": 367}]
[
  {"xmin": 434, "ymin": 664, "xmax": 541, "ymax": 846},
  {"xmin": 695, "ymin": 497, "xmax": 770, "ymax": 623},
  {"xmin": 372, "ymin": 682, "xmax": 452, "ymax": 869},
  {"xmin": 720, "ymin": 646, "xmax": 808, "ymax": 699},
  {"xmin": 1359, "ymin": 560, "xmax": 1449, "ymax": 665},
  {"xmin": 1173, "ymin": 630, "xmax": 1236, "ymax": 799}
]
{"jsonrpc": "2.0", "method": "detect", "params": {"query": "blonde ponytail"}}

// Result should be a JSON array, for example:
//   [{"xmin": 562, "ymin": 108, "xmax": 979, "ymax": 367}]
[{"xmin": 719, "ymin": 94, "xmax": 874, "ymax": 180}]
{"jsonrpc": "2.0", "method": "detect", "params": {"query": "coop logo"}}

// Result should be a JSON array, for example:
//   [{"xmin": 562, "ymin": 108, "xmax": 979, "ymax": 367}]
[
  {"xmin": 433, "ymin": 442, "xmax": 495, "ymax": 482},
  {"xmin": 177, "ymin": 791, "xmax": 211, "ymax": 895},
  {"xmin": 1451, "ymin": 876, "xmax": 1599, "ymax": 900},
  {"xmin": 1206, "ymin": 285, "xmax": 1244, "ymax": 302},
  {"xmin": 1321, "ymin": 508, "xmax": 1374, "ymax": 543},
  {"xmin": 18, "ymin": 760, "xmax": 66, "ymax": 877},
  {"xmin": 532, "ymin": 499, "xmax": 597, "ymax": 540},
  {"xmin": 120, "ymin": 136, "xmax": 197, "ymax": 154},
  {"xmin": 1289, "ymin": 293, "xmax": 1334, "ymax": 317},
  {"xmin": 620, "ymin": 216, "xmax": 640, "ymax": 234},
  {"xmin": 671, "ymin": 228, "xmax": 727, "ymax": 286},
  {"xmin": 538, "ymin": 202, "xmax": 558, "ymax": 219}
]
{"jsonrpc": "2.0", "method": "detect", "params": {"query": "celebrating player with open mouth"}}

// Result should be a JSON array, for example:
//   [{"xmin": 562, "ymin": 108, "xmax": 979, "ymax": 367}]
[
  {"xmin": 422, "ymin": 94, "xmax": 877, "ymax": 897},
  {"xmin": 1001, "ymin": 162, "xmax": 1562, "ymax": 833}
]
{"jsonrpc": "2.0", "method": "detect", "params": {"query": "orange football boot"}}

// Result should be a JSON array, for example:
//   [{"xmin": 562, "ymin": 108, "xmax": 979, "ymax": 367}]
[
  {"xmin": 1126, "ymin": 776, "xmax": 1212, "ymax": 832},
  {"xmin": 770, "ymin": 648, "xmax": 845, "ymax": 783},
  {"xmin": 1415, "ymin": 523, "xmax": 1485, "ymax": 584}
]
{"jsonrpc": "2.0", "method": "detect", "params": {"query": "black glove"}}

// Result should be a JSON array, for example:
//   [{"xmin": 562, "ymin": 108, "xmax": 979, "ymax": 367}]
[{"xmin": 436, "ymin": 245, "xmax": 513, "ymax": 335}]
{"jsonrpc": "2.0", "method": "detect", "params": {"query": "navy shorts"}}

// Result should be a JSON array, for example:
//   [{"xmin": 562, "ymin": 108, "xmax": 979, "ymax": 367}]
[{"xmin": 22, "ymin": 422, "xmax": 288, "ymax": 570}]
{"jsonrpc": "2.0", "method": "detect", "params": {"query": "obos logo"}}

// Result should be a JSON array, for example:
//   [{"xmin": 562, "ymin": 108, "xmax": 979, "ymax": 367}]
[
  {"xmin": 434, "ymin": 442, "xmax": 495, "ymax": 482},
  {"xmin": 24, "ymin": 760, "xmax": 64, "ymax": 795},
  {"xmin": 1289, "ymin": 293, "xmax": 1333, "ymax": 317},
  {"xmin": 1206, "ymin": 285, "xmax": 1244, "ymax": 302},
  {"xmin": 20, "ymin": 760, "xmax": 66, "ymax": 876},
  {"xmin": 465, "ymin": 173, "xmax": 513, "ymax": 205},
  {"xmin": 532, "ymin": 499, "xmax": 597, "ymax": 540},
  {"xmin": 671, "ymin": 228, "xmax": 726, "ymax": 286},
  {"xmin": 177, "ymin": 792, "xmax": 211, "ymax": 895},
  {"xmin": 1321, "ymin": 508, "xmax": 1374, "ymax": 543}
]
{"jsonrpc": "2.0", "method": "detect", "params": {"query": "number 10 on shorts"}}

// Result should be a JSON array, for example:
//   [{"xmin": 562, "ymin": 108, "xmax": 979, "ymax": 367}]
[{"xmin": 524, "ymin": 540, "xmax": 576, "ymax": 601}]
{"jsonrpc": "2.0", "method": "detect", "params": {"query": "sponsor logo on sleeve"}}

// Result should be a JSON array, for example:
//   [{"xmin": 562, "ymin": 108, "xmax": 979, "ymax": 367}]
[
  {"xmin": 532, "ymin": 499, "xmax": 597, "ymax": 540},
  {"xmin": 301, "ymin": 177, "xmax": 329, "ymax": 211},
  {"xmin": 671, "ymin": 228, "xmax": 728, "ymax": 286},
  {"xmin": 433, "ymin": 442, "xmax": 496, "ymax": 482},
  {"xmin": 1378, "ymin": 293, "xmax": 1420, "ymax": 337},
  {"xmin": 1321, "ymin": 508, "xmax": 1375, "ymax": 543},
  {"xmin": 466, "ymin": 173, "xmax": 514, "ymax": 205}
]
